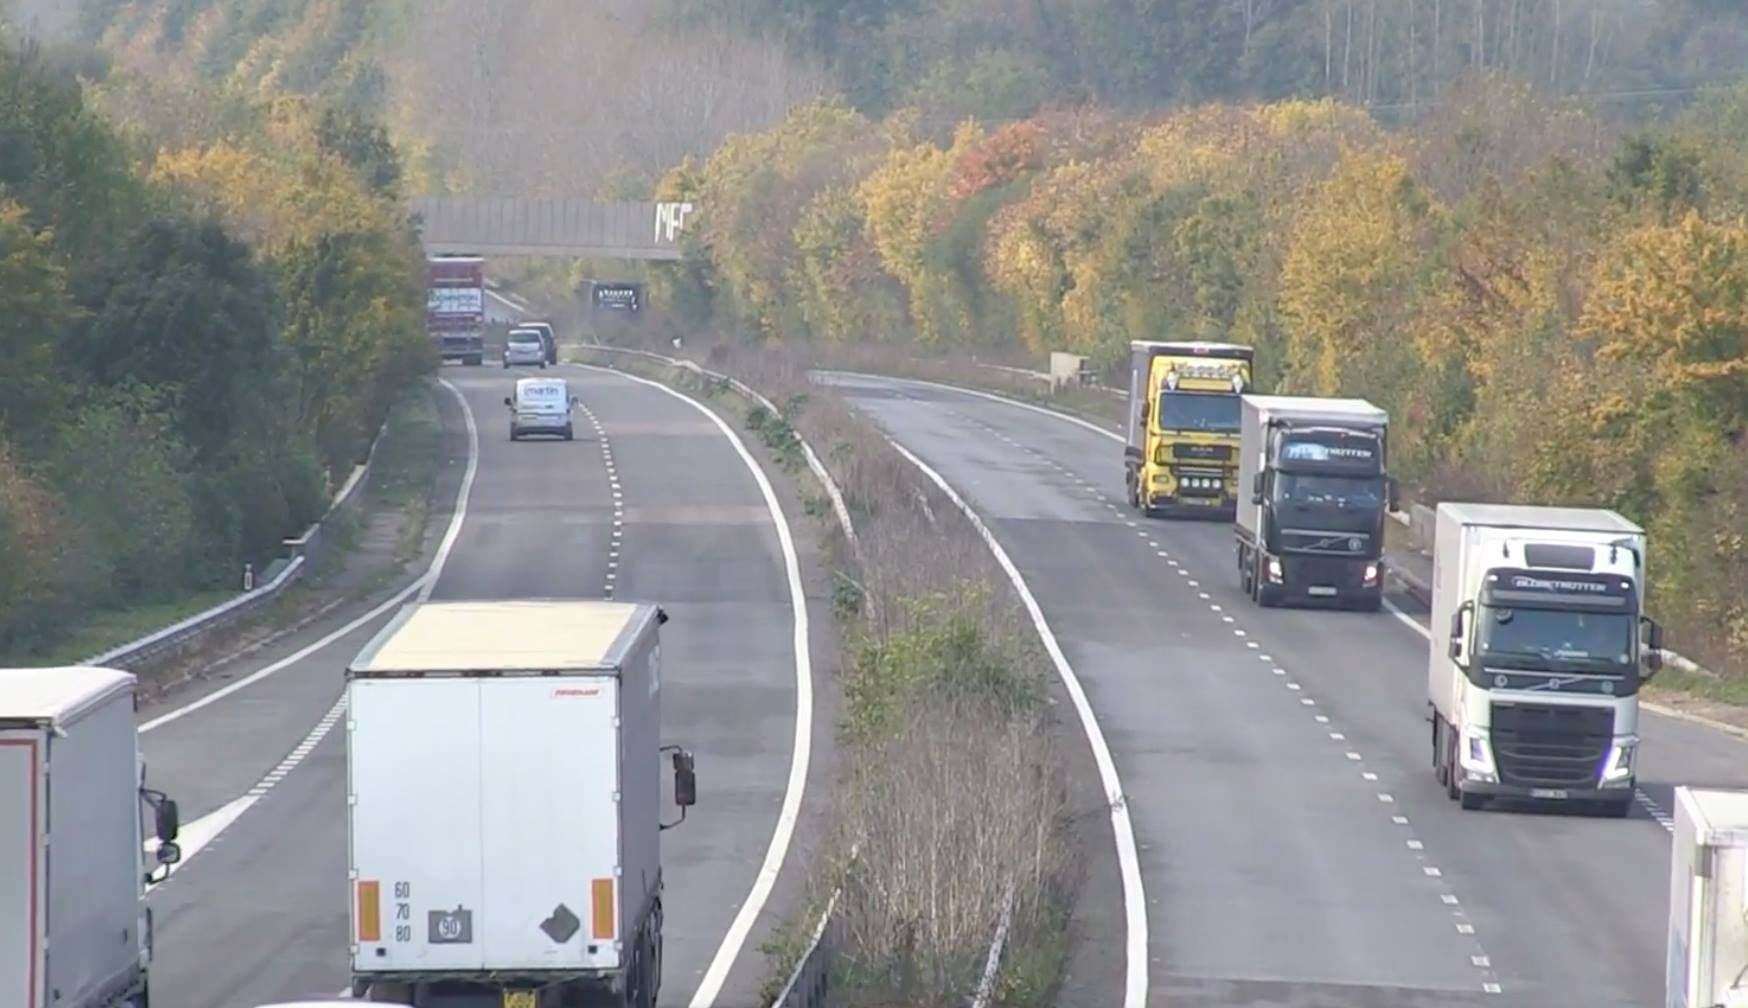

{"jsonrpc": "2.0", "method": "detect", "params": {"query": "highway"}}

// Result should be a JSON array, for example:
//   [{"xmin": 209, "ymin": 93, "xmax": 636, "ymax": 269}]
[
  {"xmin": 826, "ymin": 372, "xmax": 1748, "ymax": 1008},
  {"xmin": 134, "ymin": 351, "xmax": 816, "ymax": 1007}
]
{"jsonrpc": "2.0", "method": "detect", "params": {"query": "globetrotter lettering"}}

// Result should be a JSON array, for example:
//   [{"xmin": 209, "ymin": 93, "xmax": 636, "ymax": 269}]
[
  {"xmin": 1511, "ymin": 575, "xmax": 1608, "ymax": 593},
  {"xmin": 1283, "ymin": 441, "xmax": 1374, "ymax": 462}
]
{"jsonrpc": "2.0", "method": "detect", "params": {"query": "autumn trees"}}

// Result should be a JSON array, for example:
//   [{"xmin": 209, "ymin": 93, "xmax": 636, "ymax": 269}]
[
  {"xmin": 667, "ymin": 79, "xmax": 1748, "ymax": 676},
  {"xmin": 0, "ymin": 28, "xmax": 425, "ymax": 655}
]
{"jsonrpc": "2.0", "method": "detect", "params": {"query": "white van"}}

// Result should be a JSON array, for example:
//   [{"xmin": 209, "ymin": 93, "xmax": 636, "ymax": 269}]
[{"xmin": 504, "ymin": 377, "xmax": 577, "ymax": 441}]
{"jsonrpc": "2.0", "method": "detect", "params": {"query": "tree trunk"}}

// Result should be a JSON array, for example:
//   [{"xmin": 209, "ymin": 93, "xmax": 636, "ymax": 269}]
[
  {"xmin": 1584, "ymin": 7, "xmax": 1599, "ymax": 86},
  {"xmin": 1474, "ymin": 0, "xmax": 1484, "ymax": 68},
  {"xmin": 1433, "ymin": 0, "xmax": 1442, "ymax": 86},
  {"xmin": 1408, "ymin": 0, "xmax": 1418, "ymax": 105},
  {"xmin": 1550, "ymin": 0, "xmax": 1560, "ymax": 86},
  {"xmin": 1325, "ymin": 0, "xmax": 1335, "ymax": 92},
  {"xmin": 1343, "ymin": 0, "xmax": 1354, "ymax": 93}
]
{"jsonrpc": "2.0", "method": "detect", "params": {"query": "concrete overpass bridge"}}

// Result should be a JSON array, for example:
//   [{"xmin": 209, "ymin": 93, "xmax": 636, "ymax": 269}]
[{"xmin": 411, "ymin": 198, "xmax": 694, "ymax": 260}]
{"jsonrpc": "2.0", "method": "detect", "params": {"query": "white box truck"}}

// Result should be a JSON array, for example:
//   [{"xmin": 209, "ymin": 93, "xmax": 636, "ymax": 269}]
[
  {"xmin": 2, "ymin": 666, "xmax": 182, "ymax": 1008},
  {"xmin": 1427, "ymin": 504, "xmax": 1662, "ymax": 815},
  {"xmin": 1667, "ymin": 787, "xmax": 1748, "ymax": 1008},
  {"xmin": 1235, "ymin": 395, "xmax": 1393, "ymax": 610},
  {"xmin": 345, "ymin": 601, "xmax": 695, "ymax": 1008}
]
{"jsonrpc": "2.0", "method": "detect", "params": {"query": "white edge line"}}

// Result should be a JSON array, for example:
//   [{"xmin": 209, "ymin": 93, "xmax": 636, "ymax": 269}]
[
  {"xmin": 821, "ymin": 370, "xmax": 1124, "ymax": 444},
  {"xmin": 881, "ymin": 436, "xmax": 1148, "ymax": 1008},
  {"xmin": 418, "ymin": 379, "xmax": 480, "ymax": 601},
  {"xmin": 580, "ymin": 364, "xmax": 813, "ymax": 1008},
  {"xmin": 142, "ymin": 378, "xmax": 478, "ymax": 732}
]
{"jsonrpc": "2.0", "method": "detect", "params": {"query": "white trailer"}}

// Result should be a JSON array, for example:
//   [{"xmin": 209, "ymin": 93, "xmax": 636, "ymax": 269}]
[
  {"xmin": 346, "ymin": 600, "xmax": 693, "ymax": 1008},
  {"xmin": 1668, "ymin": 787, "xmax": 1748, "ymax": 1008},
  {"xmin": 1234, "ymin": 395, "xmax": 1391, "ymax": 609},
  {"xmin": 1, "ymin": 666, "xmax": 181, "ymax": 1008},
  {"xmin": 1427, "ymin": 504, "xmax": 1661, "ymax": 815}
]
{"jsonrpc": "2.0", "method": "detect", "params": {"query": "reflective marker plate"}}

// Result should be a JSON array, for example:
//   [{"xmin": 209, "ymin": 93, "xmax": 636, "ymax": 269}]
[
  {"xmin": 1530, "ymin": 788, "xmax": 1570, "ymax": 800},
  {"xmin": 1307, "ymin": 586, "xmax": 1337, "ymax": 597},
  {"xmin": 503, "ymin": 992, "xmax": 536, "ymax": 1008}
]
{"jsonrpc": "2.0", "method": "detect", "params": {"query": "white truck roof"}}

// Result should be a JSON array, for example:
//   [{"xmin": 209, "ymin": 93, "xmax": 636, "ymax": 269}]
[
  {"xmin": 1129, "ymin": 339, "xmax": 1252, "ymax": 355},
  {"xmin": 350, "ymin": 600, "xmax": 651, "ymax": 674},
  {"xmin": 1243, "ymin": 395, "xmax": 1386, "ymax": 425},
  {"xmin": 0, "ymin": 666, "xmax": 134, "ymax": 725},
  {"xmin": 1437, "ymin": 502, "xmax": 1642, "ymax": 535},
  {"xmin": 1676, "ymin": 787, "xmax": 1748, "ymax": 846}
]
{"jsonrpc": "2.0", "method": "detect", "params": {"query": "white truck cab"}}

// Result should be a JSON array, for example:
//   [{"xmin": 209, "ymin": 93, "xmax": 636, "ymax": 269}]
[
  {"xmin": 1428, "ymin": 503, "xmax": 1661, "ymax": 816},
  {"xmin": 504, "ymin": 377, "xmax": 577, "ymax": 441}
]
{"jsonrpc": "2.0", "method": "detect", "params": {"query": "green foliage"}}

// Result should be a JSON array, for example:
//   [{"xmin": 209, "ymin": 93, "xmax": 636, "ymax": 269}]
[
  {"xmin": 0, "ymin": 25, "xmax": 425, "ymax": 655},
  {"xmin": 843, "ymin": 586, "xmax": 1043, "ymax": 745}
]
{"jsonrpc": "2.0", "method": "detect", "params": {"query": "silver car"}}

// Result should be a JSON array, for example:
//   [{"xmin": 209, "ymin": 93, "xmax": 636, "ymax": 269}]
[{"xmin": 503, "ymin": 328, "xmax": 546, "ymax": 368}]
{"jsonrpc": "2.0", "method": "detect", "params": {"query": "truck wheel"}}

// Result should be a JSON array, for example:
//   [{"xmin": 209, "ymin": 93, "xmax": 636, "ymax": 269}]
[
  {"xmin": 1444, "ymin": 727, "xmax": 1462, "ymax": 800},
  {"xmin": 564, "ymin": 424, "xmax": 574, "ymax": 441},
  {"xmin": 1239, "ymin": 551, "xmax": 1255, "ymax": 597}
]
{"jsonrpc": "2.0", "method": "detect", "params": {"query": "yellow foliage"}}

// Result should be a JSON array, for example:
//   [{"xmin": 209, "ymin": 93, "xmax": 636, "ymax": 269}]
[
  {"xmin": 1278, "ymin": 149, "xmax": 1432, "ymax": 394},
  {"xmin": 1583, "ymin": 211, "xmax": 1748, "ymax": 426}
]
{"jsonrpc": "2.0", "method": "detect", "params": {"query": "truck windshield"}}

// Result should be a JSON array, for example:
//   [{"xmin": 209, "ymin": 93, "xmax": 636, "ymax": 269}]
[
  {"xmin": 1156, "ymin": 392, "xmax": 1238, "ymax": 432},
  {"xmin": 1275, "ymin": 474, "xmax": 1383, "ymax": 511},
  {"xmin": 1477, "ymin": 606, "xmax": 1635, "ymax": 675}
]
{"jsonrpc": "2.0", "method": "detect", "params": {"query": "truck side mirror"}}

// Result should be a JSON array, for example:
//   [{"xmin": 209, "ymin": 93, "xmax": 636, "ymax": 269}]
[
  {"xmin": 1642, "ymin": 617, "xmax": 1664, "ymax": 676},
  {"xmin": 660, "ymin": 745, "xmax": 695, "ymax": 830},
  {"xmin": 155, "ymin": 797, "xmax": 180, "ymax": 843},
  {"xmin": 503, "ymin": 396, "xmax": 512, "ymax": 407},
  {"xmin": 1447, "ymin": 602, "xmax": 1472, "ymax": 666},
  {"xmin": 156, "ymin": 841, "xmax": 181, "ymax": 866},
  {"xmin": 672, "ymin": 749, "xmax": 697, "ymax": 808},
  {"xmin": 1251, "ymin": 472, "xmax": 1265, "ymax": 506}
]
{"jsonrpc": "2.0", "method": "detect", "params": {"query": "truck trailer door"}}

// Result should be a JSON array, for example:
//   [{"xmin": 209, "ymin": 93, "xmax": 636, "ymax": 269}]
[
  {"xmin": 478, "ymin": 677, "xmax": 623, "ymax": 972},
  {"xmin": 1, "ymin": 730, "xmax": 44, "ymax": 1008},
  {"xmin": 349, "ymin": 679, "xmax": 485, "ymax": 973}
]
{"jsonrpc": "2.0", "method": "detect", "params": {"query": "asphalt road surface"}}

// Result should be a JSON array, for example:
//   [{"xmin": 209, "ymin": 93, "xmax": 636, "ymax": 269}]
[
  {"xmin": 136, "ymin": 360, "xmax": 809, "ymax": 1008},
  {"xmin": 826, "ymin": 372, "xmax": 1748, "ymax": 1008}
]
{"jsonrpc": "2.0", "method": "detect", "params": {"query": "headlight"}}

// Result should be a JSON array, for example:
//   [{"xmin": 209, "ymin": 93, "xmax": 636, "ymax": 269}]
[
  {"xmin": 1459, "ymin": 726, "xmax": 1498, "ymax": 782},
  {"xmin": 1266, "ymin": 557, "xmax": 1283, "ymax": 582},
  {"xmin": 1600, "ymin": 738, "xmax": 1638, "ymax": 786},
  {"xmin": 1364, "ymin": 563, "xmax": 1379, "ymax": 585}
]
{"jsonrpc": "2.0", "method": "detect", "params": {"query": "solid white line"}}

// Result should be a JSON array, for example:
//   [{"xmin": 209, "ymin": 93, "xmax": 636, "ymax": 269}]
[
  {"xmin": 883, "ymin": 437, "xmax": 1148, "ymax": 1008},
  {"xmin": 142, "ymin": 380, "xmax": 479, "ymax": 733},
  {"xmin": 825, "ymin": 371, "xmax": 1124, "ymax": 444},
  {"xmin": 579, "ymin": 365, "xmax": 814, "ymax": 1008},
  {"xmin": 418, "ymin": 379, "xmax": 480, "ymax": 601}
]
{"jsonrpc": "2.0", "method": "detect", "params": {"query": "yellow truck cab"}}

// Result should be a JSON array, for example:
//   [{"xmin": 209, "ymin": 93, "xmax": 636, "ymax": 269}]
[{"xmin": 1124, "ymin": 340, "xmax": 1254, "ymax": 519}]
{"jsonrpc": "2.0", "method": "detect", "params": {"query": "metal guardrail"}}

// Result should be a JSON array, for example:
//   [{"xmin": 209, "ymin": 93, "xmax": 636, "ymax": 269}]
[
  {"xmin": 771, "ymin": 887, "xmax": 841, "ymax": 1008},
  {"xmin": 83, "ymin": 422, "xmax": 385, "ymax": 672}
]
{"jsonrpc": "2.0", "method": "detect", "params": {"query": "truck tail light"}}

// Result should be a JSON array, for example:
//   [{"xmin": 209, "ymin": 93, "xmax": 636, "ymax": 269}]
[
  {"xmin": 357, "ymin": 880, "xmax": 381, "ymax": 942},
  {"xmin": 592, "ymin": 878, "xmax": 615, "ymax": 940}
]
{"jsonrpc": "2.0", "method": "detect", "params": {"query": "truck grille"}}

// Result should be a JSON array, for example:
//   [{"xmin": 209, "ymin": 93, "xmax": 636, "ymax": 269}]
[
  {"xmin": 1281, "ymin": 529, "xmax": 1371, "ymax": 555},
  {"xmin": 1490, "ymin": 702, "xmax": 1613, "ymax": 788},
  {"xmin": 1172, "ymin": 443, "xmax": 1232, "ymax": 461}
]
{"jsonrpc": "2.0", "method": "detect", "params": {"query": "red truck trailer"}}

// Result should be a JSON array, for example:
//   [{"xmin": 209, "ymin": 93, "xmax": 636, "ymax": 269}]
[{"xmin": 428, "ymin": 255, "xmax": 485, "ymax": 365}]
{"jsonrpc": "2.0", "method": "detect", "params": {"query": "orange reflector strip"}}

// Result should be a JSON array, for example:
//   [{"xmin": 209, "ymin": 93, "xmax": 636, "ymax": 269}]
[
  {"xmin": 357, "ymin": 881, "xmax": 381, "ymax": 942},
  {"xmin": 591, "ymin": 878, "xmax": 615, "ymax": 940}
]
